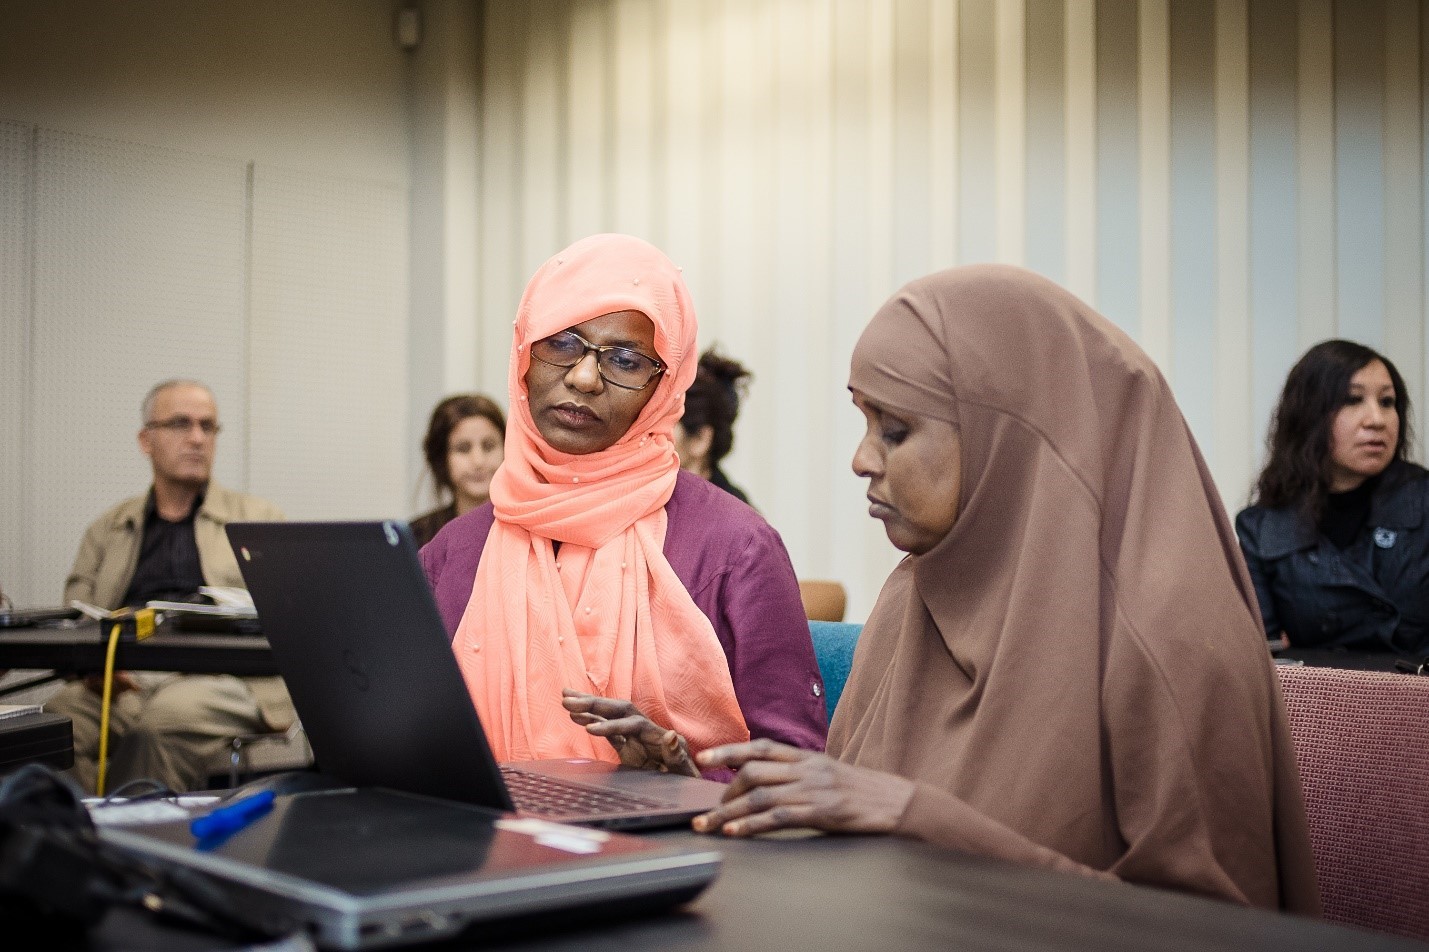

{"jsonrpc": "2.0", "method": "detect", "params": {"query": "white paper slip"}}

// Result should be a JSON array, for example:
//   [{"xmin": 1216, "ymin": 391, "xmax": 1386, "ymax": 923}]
[
  {"xmin": 147, "ymin": 600, "xmax": 258, "ymax": 618},
  {"xmin": 199, "ymin": 586, "xmax": 256, "ymax": 611},
  {"xmin": 0, "ymin": 703, "xmax": 43, "ymax": 721},
  {"xmin": 495, "ymin": 817, "xmax": 612, "ymax": 854},
  {"xmin": 86, "ymin": 796, "xmax": 221, "ymax": 826}
]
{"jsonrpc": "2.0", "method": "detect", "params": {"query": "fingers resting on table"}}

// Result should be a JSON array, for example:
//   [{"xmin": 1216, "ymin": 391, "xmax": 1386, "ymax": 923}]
[{"xmin": 693, "ymin": 739, "xmax": 916, "ymax": 838}]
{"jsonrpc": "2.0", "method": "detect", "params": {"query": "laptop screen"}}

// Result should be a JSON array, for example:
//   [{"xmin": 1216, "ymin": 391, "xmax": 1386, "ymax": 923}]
[{"xmin": 226, "ymin": 520, "xmax": 515, "ymax": 811}]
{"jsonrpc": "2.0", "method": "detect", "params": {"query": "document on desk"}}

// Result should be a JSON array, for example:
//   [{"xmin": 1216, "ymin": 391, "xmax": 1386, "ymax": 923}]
[
  {"xmin": 148, "ymin": 587, "xmax": 258, "ymax": 619},
  {"xmin": 148, "ymin": 588, "xmax": 260, "ymax": 633},
  {"xmin": 145, "ymin": 602, "xmax": 257, "ymax": 619},
  {"xmin": 86, "ymin": 796, "xmax": 220, "ymax": 826}
]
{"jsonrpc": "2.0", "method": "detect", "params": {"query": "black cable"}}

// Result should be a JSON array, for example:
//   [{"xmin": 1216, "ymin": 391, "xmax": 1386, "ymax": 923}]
[
  {"xmin": 101, "ymin": 778, "xmax": 177, "ymax": 804},
  {"xmin": 0, "ymin": 764, "xmax": 274, "ymax": 941}
]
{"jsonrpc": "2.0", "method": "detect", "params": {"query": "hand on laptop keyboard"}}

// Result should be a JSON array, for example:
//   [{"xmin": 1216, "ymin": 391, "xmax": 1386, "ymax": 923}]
[{"xmin": 561, "ymin": 690, "xmax": 699, "ymax": 777}]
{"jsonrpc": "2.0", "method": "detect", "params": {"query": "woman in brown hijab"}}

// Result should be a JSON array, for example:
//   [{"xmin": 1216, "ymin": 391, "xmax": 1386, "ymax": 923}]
[{"xmin": 695, "ymin": 265, "xmax": 1319, "ymax": 911}]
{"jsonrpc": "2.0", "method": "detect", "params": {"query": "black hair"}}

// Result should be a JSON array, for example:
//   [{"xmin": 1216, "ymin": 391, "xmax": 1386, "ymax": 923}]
[
  {"xmin": 681, "ymin": 348, "xmax": 751, "ymax": 467},
  {"xmin": 421, "ymin": 394, "xmax": 506, "ymax": 497},
  {"xmin": 1253, "ymin": 339, "xmax": 1413, "ymax": 519}
]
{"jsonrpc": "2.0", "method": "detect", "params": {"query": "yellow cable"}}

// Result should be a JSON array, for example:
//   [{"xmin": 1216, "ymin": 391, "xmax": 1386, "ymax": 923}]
[{"xmin": 96, "ymin": 621, "xmax": 121, "ymax": 797}]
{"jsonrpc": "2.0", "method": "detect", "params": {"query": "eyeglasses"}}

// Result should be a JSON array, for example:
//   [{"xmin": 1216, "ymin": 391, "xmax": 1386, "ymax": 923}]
[
  {"xmin": 530, "ymin": 329, "xmax": 664, "ymax": 391},
  {"xmin": 144, "ymin": 416, "xmax": 222, "ymax": 437}
]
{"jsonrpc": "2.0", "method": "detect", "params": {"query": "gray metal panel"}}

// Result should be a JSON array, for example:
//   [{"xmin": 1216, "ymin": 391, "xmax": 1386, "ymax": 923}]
[
  {"xmin": 247, "ymin": 164, "xmax": 408, "ymax": 521},
  {"xmin": 0, "ymin": 121, "xmax": 33, "ymax": 606},
  {"xmin": 29, "ymin": 129, "xmax": 248, "ymax": 607}
]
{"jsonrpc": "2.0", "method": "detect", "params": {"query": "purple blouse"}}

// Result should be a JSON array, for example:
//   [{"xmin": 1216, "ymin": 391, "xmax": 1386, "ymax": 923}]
[{"xmin": 420, "ymin": 469, "xmax": 828, "ymax": 753}]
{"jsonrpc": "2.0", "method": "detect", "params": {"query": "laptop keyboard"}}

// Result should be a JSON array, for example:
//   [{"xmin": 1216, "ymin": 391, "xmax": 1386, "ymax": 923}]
[{"xmin": 499, "ymin": 767, "xmax": 670, "ymax": 818}]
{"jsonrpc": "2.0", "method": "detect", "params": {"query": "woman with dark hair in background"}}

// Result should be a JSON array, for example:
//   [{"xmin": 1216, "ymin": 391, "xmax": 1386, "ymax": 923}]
[
  {"xmin": 1236, "ymin": 339, "xmax": 1429, "ymax": 655},
  {"xmin": 676, "ymin": 349, "xmax": 752, "ymax": 505},
  {"xmin": 411, "ymin": 394, "xmax": 506, "ymax": 548}
]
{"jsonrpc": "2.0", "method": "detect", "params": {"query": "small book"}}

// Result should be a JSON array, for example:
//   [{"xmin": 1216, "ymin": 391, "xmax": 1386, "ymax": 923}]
[
  {"xmin": 148, "ymin": 587, "xmax": 257, "ymax": 620},
  {"xmin": 145, "ymin": 601, "xmax": 257, "ymax": 619},
  {"xmin": 0, "ymin": 703, "xmax": 44, "ymax": 721}
]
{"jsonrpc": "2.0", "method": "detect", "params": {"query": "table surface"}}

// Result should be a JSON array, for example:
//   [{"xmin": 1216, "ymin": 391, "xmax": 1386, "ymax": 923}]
[
  {"xmin": 1, "ymin": 623, "xmax": 1415, "ymax": 681},
  {"xmin": 87, "ymin": 826, "xmax": 1425, "ymax": 952},
  {"xmin": 12, "ymin": 628, "xmax": 1424, "ymax": 949},
  {"xmin": 0, "ymin": 619, "xmax": 277, "ymax": 677},
  {"xmin": 1273, "ymin": 646, "xmax": 1420, "ymax": 672}
]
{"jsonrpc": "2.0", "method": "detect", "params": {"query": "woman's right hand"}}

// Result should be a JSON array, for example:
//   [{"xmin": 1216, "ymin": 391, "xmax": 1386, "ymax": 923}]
[
  {"xmin": 692, "ymin": 739, "xmax": 915, "ymax": 837},
  {"xmin": 561, "ymin": 689, "xmax": 699, "ymax": 777}
]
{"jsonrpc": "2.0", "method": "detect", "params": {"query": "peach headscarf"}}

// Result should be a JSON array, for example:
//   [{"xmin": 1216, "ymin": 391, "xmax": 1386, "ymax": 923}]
[{"xmin": 452, "ymin": 234, "xmax": 749, "ymax": 763}]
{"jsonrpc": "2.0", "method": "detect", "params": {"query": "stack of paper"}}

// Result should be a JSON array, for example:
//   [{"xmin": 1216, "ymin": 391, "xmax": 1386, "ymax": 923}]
[
  {"xmin": 0, "ymin": 703, "xmax": 44, "ymax": 721},
  {"xmin": 147, "ymin": 587, "xmax": 257, "ymax": 619}
]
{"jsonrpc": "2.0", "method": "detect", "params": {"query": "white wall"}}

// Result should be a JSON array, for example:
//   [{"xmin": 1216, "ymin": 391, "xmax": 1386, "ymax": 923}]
[
  {"xmin": 0, "ymin": 0, "xmax": 411, "ymax": 185},
  {"xmin": 473, "ymin": 0, "xmax": 1429, "ymax": 621},
  {"xmin": 4, "ymin": 0, "xmax": 1426, "ymax": 626},
  {"xmin": 0, "ymin": 0, "xmax": 417, "ymax": 608}
]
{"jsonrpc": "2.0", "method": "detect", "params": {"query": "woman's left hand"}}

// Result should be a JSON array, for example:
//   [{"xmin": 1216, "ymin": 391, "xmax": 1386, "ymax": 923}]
[
  {"xmin": 692, "ymin": 739, "xmax": 916, "ymax": 837},
  {"xmin": 561, "ymin": 689, "xmax": 699, "ymax": 777}
]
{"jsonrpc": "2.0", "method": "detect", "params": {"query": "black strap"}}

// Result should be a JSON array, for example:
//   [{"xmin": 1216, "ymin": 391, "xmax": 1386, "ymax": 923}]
[{"xmin": 0, "ymin": 763, "xmax": 272, "ymax": 940}]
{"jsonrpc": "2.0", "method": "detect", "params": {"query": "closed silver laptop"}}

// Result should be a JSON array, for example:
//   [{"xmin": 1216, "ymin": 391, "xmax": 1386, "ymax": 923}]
[{"xmin": 99, "ymin": 786, "xmax": 719, "ymax": 949}]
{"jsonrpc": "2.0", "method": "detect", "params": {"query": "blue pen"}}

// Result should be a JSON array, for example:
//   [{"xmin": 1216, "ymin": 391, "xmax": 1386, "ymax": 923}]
[{"xmin": 191, "ymin": 789, "xmax": 276, "ymax": 840}]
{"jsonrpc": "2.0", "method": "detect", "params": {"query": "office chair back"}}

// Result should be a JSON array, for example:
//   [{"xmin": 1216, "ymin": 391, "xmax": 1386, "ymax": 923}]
[
  {"xmin": 1274, "ymin": 663, "xmax": 1429, "ymax": 939},
  {"xmin": 808, "ymin": 622, "xmax": 861, "ymax": 722},
  {"xmin": 798, "ymin": 580, "xmax": 847, "ymax": 623}
]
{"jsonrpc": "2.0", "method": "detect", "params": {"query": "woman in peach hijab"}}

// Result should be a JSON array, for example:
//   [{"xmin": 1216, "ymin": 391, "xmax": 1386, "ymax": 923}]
[
  {"xmin": 421, "ymin": 234, "xmax": 826, "ymax": 773},
  {"xmin": 695, "ymin": 265, "xmax": 1319, "ymax": 911}
]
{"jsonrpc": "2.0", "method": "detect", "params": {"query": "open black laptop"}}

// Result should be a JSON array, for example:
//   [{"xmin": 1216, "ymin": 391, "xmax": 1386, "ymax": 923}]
[{"xmin": 224, "ymin": 520, "xmax": 729, "ymax": 831}]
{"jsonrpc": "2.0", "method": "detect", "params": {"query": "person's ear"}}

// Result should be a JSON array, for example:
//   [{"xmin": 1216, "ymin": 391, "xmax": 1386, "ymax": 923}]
[
  {"xmin": 689, "ymin": 425, "xmax": 715, "ymax": 465},
  {"xmin": 137, "ymin": 426, "xmax": 154, "ymax": 459}
]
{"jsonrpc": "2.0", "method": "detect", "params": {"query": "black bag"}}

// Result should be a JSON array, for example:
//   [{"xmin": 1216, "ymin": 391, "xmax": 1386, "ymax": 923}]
[{"xmin": 0, "ymin": 763, "xmax": 269, "ymax": 940}]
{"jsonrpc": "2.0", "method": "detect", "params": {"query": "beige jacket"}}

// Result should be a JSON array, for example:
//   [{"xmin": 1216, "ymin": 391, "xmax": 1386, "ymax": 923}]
[{"xmin": 63, "ymin": 482, "xmax": 294, "ymax": 730}]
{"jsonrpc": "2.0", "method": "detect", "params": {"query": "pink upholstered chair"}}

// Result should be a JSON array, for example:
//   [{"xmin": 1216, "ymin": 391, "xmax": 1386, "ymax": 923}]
[{"xmin": 1274, "ymin": 663, "xmax": 1429, "ymax": 939}]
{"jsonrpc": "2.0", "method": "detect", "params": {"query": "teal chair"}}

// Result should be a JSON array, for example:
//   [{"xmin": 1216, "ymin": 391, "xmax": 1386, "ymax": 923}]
[{"xmin": 808, "ymin": 621, "xmax": 862, "ymax": 721}]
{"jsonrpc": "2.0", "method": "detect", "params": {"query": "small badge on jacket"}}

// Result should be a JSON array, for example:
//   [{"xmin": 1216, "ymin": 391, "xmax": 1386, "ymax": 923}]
[{"xmin": 1373, "ymin": 527, "xmax": 1398, "ymax": 549}]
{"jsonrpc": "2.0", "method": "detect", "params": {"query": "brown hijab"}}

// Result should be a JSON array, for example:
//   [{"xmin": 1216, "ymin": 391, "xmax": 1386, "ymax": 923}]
[{"xmin": 832, "ymin": 265, "xmax": 1319, "ymax": 912}]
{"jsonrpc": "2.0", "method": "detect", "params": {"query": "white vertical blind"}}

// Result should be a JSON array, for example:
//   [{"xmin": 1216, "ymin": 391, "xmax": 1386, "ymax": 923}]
[{"xmin": 474, "ymin": 0, "xmax": 1429, "ymax": 620}]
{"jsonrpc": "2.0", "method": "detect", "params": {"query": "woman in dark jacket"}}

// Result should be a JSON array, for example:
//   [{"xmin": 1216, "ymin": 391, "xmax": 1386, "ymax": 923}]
[{"xmin": 1237, "ymin": 339, "xmax": 1429, "ymax": 654}]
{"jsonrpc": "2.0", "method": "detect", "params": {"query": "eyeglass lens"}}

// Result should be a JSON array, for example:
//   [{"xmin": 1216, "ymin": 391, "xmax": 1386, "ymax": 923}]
[
  {"xmin": 150, "ymin": 416, "xmax": 221, "ymax": 436},
  {"xmin": 532, "ymin": 332, "xmax": 661, "ymax": 389}
]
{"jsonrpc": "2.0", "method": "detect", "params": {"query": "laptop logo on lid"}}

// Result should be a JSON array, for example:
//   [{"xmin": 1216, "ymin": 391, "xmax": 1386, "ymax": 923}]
[{"xmin": 383, "ymin": 522, "xmax": 400, "ymax": 547}]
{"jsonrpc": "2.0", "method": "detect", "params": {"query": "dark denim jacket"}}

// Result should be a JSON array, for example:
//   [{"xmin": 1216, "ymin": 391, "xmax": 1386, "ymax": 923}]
[{"xmin": 1235, "ymin": 460, "xmax": 1429, "ymax": 654}]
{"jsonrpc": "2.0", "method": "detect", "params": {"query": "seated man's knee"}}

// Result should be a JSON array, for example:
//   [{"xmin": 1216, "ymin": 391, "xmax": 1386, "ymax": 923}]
[{"xmin": 137, "ymin": 675, "xmax": 262, "ymax": 736}]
